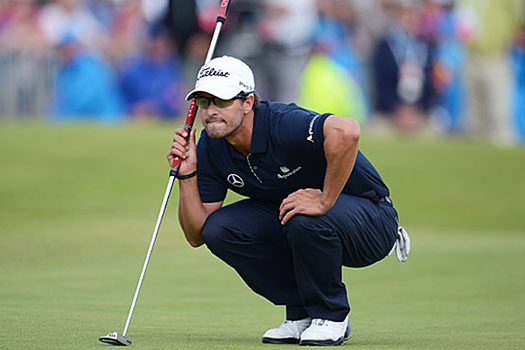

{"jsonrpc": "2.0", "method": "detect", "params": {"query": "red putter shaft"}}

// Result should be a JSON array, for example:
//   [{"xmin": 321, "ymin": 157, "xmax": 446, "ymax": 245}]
[{"xmin": 171, "ymin": 0, "xmax": 232, "ymax": 172}]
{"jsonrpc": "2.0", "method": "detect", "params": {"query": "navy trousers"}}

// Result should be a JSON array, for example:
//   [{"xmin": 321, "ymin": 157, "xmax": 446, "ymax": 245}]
[{"xmin": 201, "ymin": 194, "xmax": 398, "ymax": 322}]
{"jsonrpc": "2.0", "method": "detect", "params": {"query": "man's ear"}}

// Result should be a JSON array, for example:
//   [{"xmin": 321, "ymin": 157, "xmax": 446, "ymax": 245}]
[{"xmin": 243, "ymin": 94, "xmax": 254, "ymax": 113}]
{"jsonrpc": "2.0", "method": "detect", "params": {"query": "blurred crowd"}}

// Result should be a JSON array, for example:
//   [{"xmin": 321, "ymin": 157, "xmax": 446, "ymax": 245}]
[{"xmin": 0, "ymin": 0, "xmax": 524, "ymax": 145}]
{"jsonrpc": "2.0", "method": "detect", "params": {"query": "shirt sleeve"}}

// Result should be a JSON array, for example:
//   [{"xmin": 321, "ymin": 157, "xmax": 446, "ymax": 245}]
[{"xmin": 196, "ymin": 133, "xmax": 228, "ymax": 203}]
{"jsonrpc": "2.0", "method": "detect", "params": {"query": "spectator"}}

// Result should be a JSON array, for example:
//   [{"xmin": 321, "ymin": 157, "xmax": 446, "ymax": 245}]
[
  {"xmin": 212, "ymin": 0, "xmax": 268, "ymax": 100},
  {"xmin": 347, "ymin": 0, "xmax": 392, "ymax": 61},
  {"xmin": 141, "ymin": 0, "xmax": 169, "ymax": 26},
  {"xmin": 257, "ymin": 0, "xmax": 318, "ymax": 103},
  {"xmin": 166, "ymin": 0, "xmax": 198, "ymax": 58},
  {"xmin": 49, "ymin": 34, "xmax": 125, "ymax": 123},
  {"xmin": 106, "ymin": 0, "xmax": 147, "ymax": 62},
  {"xmin": 422, "ymin": 0, "xmax": 467, "ymax": 134},
  {"xmin": 0, "ymin": 1, "xmax": 52, "ymax": 117},
  {"xmin": 371, "ymin": 0, "xmax": 435, "ymax": 133},
  {"xmin": 299, "ymin": 54, "xmax": 367, "ymax": 125},
  {"xmin": 317, "ymin": 0, "xmax": 369, "ymax": 105},
  {"xmin": 119, "ymin": 26, "xmax": 185, "ymax": 119},
  {"xmin": 38, "ymin": 0, "xmax": 108, "ymax": 52},
  {"xmin": 299, "ymin": 0, "xmax": 367, "ymax": 124},
  {"xmin": 85, "ymin": 0, "xmax": 116, "ymax": 31},
  {"xmin": 0, "ymin": 1, "xmax": 46, "ymax": 51},
  {"xmin": 510, "ymin": 25, "xmax": 525, "ymax": 143},
  {"xmin": 457, "ymin": 0, "xmax": 524, "ymax": 145}
]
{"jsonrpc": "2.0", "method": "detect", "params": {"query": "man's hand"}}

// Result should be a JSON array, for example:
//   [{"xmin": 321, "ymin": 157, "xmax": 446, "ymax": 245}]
[
  {"xmin": 167, "ymin": 128, "xmax": 197, "ymax": 176},
  {"xmin": 279, "ymin": 188, "xmax": 331, "ymax": 225}
]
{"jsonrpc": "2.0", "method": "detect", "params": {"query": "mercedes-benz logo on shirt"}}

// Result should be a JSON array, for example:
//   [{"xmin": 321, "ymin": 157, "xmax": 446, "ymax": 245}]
[{"xmin": 227, "ymin": 173, "xmax": 245, "ymax": 188}]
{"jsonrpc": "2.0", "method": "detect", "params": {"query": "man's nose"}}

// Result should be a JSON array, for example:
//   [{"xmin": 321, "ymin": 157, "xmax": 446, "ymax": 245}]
[
  {"xmin": 200, "ymin": 103, "xmax": 218, "ymax": 118},
  {"xmin": 206, "ymin": 101, "xmax": 220, "ymax": 114}
]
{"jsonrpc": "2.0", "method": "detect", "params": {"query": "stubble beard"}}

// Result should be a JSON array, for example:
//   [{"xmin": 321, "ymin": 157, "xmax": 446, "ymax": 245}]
[{"xmin": 204, "ymin": 114, "xmax": 243, "ymax": 139}]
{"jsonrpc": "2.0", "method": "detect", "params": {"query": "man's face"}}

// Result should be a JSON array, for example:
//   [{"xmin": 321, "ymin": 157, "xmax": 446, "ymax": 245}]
[{"xmin": 197, "ymin": 93, "xmax": 247, "ymax": 139}]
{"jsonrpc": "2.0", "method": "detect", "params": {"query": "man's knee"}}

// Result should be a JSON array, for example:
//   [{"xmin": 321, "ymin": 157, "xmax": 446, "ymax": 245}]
[{"xmin": 201, "ymin": 210, "xmax": 234, "ymax": 251}]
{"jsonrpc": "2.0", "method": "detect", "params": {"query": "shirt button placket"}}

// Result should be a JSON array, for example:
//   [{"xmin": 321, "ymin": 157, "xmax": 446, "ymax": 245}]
[{"xmin": 246, "ymin": 153, "xmax": 263, "ymax": 184}]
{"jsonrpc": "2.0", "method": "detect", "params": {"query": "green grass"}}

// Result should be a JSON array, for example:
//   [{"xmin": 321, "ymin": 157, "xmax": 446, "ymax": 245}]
[{"xmin": 1, "ymin": 121, "xmax": 524, "ymax": 349}]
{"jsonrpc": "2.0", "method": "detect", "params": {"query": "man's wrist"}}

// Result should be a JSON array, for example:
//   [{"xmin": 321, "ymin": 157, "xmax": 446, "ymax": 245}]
[
  {"xmin": 177, "ymin": 170, "xmax": 198, "ymax": 180},
  {"xmin": 319, "ymin": 192, "xmax": 336, "ymax": 212}
]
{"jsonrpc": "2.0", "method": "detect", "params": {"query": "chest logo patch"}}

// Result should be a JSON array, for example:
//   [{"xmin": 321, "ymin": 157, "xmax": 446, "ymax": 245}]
[
  {"xmin": 277, "ymin": 166, "xmax": 302, "ymax": 179},
  {"xmin": 227, "ymin": 173, "xmax": 245, "ymax": 188}
]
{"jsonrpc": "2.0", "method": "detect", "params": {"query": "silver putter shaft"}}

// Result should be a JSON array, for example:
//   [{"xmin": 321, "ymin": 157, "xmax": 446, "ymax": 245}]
[
  {"xmin": 99, "ymin": 175, "xmax": 175, "ymax": 346},
  {"xmin": 99, "ymin": 1, "xmax": 231, "ymax": 346}
]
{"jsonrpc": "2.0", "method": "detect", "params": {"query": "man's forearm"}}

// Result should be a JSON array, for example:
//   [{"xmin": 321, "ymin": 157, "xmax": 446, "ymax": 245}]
[
  {"xmin": 177, "ymin": 177, "xmax": 213, "ymax": 247},
  {"xmin": 321, "ymin": 116, "xmax": 360, "ymax": 209}
]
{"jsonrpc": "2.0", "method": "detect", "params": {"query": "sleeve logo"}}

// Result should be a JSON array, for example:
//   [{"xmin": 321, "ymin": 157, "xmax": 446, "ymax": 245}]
[{"xmin": 307, "ymin": 115, "xmax": 320, "ymax": 143}]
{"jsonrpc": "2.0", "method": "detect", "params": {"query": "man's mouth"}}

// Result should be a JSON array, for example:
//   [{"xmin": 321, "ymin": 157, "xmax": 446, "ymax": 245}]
[{"xmin": 205, "ymin": 119, "xmax": 225, "ymax": 126}]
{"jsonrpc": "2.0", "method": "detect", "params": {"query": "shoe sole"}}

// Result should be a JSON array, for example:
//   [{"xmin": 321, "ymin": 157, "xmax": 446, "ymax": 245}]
[
  {"xmin": 262, "ymin": 337, "xmax": 300, "ymax": 344},
  {"xmin": 299, "ymin": 336, "xmax": 344, "ymax": 346}
]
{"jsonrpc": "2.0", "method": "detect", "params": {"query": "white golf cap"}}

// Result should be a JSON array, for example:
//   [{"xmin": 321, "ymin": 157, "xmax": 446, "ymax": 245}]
[{"xmin": 185, "ymin": 56, "xmax": 255, "ymax": 101}]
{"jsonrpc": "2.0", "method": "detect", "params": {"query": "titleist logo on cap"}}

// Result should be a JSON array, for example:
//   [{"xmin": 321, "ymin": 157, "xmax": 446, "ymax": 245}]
[{"xmin": 198, "ymin": 67, "xmax": 230, "ymax": 80}]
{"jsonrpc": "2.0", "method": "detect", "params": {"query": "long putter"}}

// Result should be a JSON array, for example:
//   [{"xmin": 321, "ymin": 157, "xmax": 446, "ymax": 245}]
[{"xmin": 99, "ymin": 1, "xmax": 233, "ymax": 346}]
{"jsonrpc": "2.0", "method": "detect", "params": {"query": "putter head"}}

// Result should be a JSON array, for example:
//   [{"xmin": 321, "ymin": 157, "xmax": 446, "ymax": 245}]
[{"xmin": 99, "ymin": 332, "xmax": 132, "ymax": 346}]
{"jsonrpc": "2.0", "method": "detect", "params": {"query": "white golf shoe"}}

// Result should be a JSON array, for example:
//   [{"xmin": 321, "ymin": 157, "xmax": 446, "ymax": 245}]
[
  {"xmin": 299, "ymin": 316, "xmax": 352, "ymax": 346},
  {"xmin": 262, "ymin": 317, "xmax": 312, "ymax": 344}
]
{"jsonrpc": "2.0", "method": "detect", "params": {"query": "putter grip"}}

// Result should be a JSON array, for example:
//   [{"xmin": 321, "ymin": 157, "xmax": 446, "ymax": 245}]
[
  {"xmin": 217, "ymin": 0, "xmax": 232, "ymax": 22},
  {"xmin": 170, "ymin": 99, "xmax": 197, "ymax": 175}
]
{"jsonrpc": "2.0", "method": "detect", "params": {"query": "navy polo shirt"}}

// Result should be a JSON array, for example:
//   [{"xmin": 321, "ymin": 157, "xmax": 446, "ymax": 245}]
[{"xmin": 196, "ymin": 100, "xmax": 390, "ymax": 204}]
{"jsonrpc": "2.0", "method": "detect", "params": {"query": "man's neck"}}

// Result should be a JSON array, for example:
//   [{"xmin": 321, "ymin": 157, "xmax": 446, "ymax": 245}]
[{"xmin": 225, "ymin": 110, "xmax": 255, "ymax": 156}]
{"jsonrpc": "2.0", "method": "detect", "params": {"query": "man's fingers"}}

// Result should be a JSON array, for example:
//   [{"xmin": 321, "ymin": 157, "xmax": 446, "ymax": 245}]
[
  {"xmin": 279, "ymin": 189, "xmax": 323, "ymax": 222},
  {"xmin": 279, "ymin": 198, "xmax": 289, "ymax": 214},
  {"xmin": 279, "ymin": 199, "xmax": 297, "ymax": 220},
  {"xmin": 173, "ymin": 133, "xmax": 189, "ymax": 146},
  {"xmin": 279, "ymin": 191, "xmax": 308, "ymax": 219},
  {"xmin": 279, "ymin": 201, "xmax": 307, "ymax": 221},
  {"xmin": 281, "ymin": 208, "xmax": 298, "ymax": 225},
  {"xmin": 170, "ymin": 128, "xmax": 196, "ymax": 160},
  {"xmin": 174, "ymin": 127, "xmax": 188, "ymax": 137},
  {"xmin": 278, "ymin": 206, "xmax": 286, "ymax": 221},
  {"xmin": 171, "ymin": 143, "xmax": 188, "ymax": 158},
  {"xmin": 167, "ymin": 128, "xmax": 198, "ymax": 169},
  {"xmin": 279, "ymin": 192, "xmax": 299, "ymax": 211}
]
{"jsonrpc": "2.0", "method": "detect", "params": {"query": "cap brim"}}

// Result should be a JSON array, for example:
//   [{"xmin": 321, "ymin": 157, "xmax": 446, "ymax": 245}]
[{"xmin": 185, "ymin": 82, "xmax": 241, "ymax": 101}]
